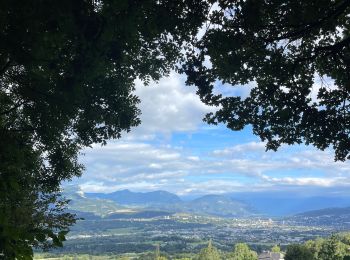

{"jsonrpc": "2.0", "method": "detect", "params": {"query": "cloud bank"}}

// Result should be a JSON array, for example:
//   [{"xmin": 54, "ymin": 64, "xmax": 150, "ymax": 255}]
[{"xmin": 70, "ymin": 72, "xmax": 350, "ymax": 195}]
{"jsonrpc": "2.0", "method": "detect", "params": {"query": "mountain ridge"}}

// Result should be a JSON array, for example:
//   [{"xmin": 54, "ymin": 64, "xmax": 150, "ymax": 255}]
[
  {"xmin": 64, "ymin": 186, "xmax": 350, "ymax": 218},
  {"xmin": 65, "ymin": 186, "xmax": 256, "ymax": 217},
  {"xmin": 295, "ymin": 206, "xmax": 350, "ymax": 217},
  {"xmin": 85, "ymin": 189, "xmax": 182, "ymax": 205}
]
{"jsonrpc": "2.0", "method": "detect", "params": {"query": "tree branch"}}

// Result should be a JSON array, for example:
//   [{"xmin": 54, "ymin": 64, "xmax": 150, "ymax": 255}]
[
  {"xmin": 263, "ymin": 0, "xmax": 350, "ymax": 42},
  {"xmin": 315, "ymin": 36, "xmax": 350, "ymax": 54},
  {"xmin": 0, "ymin": 101, "xmax": 25, "ymax": 116},
  {"xmin": 0, "ymin": 60, "xmax": 12, "ymax": 76}
]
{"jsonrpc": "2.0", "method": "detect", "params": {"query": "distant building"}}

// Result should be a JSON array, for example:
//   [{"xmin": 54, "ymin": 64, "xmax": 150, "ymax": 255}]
[{"xmin": 258, "ymin": 252, "xmax": 284, "ymax": 260}]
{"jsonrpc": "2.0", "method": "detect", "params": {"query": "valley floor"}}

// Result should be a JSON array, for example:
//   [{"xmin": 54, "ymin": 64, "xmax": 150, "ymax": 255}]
[{"xmin": 35, "ymin": 213, "xmax": 346, "ymax": 258}]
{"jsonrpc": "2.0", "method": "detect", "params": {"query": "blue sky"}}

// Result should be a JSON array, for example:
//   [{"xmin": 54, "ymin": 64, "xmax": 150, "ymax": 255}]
[{"xmin": 69, "ymin": 72, "xmax": 350, "ymax": 196}]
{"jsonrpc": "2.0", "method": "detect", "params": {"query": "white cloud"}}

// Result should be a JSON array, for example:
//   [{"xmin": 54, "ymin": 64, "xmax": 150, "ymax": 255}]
[
  {"xmin": 187, "ymin": 156, "xmax": 200, "ymax": 161},
  {"xmin": 69, "ymin": 70, "xmax": 350, "ymax": 196},
  {"xmin": 213, "ymin": 141, "xmax": 266, "ymax": 156},
  {"xmin": 129, "ymin": 72, "xmax": 213, "ymax": 137},
  {"xmin": 175, "ymin": 180, "xmax": 246, "ymax": 195},
  {"xmin": 75, "ymin": 138, "xmax": 350, "ymax": 195},
  {"xmin": 263, "ymin": 176, "xmax": 349, "ymax": 187},
  {"xmin": 213, "ymin": 81, "xmax": 256, "ymax": 100},
  {"xmin": 79, "ymin": 181, "xmax": 166, "ymax": 193},
  {"xmin": 149, "ymin": 163, "xmax": 162, "ymax": 169},
  {"xmin": 287, "ymin": 150, "xmax": 350, "ymax": 174}
]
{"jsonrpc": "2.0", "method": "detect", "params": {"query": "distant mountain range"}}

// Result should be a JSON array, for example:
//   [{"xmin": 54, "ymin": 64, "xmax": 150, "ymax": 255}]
[
  {"xmin": 63, "ymin": 186, "xmax": 128, "ymax": 217},
  {"xmin": 85, "ymin": 189, "xmax": 182, "ymax": 206},
  {"xmin": 288, "ymin": 206, "xmax": 350, "ymax": 229},
  {"xmin": 63, "ymin": 186, "xmax": 350, "ymax": 218},
  {"xmin": 231, "ymin": 192, "xmax": 350, "ymax": 216},
  {"xmin": 295, "ymin": 207, "xmax": 350, "ymax": 217},
  {"xmin": 158, "ymin": 194, "xmax": 256, "ymax": 217},
  {"xmin": 64, "ymin": 186, "xmax": 256, "ymax": 218}
]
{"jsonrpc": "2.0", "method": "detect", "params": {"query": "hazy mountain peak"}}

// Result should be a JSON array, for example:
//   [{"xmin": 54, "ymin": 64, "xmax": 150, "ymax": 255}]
[{"xmin": 86, "ymin": 189, "xmax": 182, "ymax": 205}]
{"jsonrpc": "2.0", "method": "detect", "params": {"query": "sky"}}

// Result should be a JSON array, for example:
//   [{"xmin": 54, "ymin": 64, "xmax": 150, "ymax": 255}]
[{"xmin": 69, "ymin": 72, "xmax": 350, "ymax": 196}]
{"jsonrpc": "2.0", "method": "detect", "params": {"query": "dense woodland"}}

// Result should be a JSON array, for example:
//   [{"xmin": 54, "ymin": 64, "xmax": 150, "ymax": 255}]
[{"xmin": 1, "ymin": 0, "xmax": 349, "ymax": 258}]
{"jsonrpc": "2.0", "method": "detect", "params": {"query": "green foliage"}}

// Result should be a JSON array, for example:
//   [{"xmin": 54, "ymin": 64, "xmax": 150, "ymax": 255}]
[
  {"xmin": 318, "ymin": 235, "xmax": 348, "ymax": 260},
  {"xmin": 304, "ymin": 238, "xmax": 324, "ymax": 259},
  {"xmin": 228, "ymin": 243, "xmax": 257, "ymax": 260},
  {"xmin": 135, "ymin": 252, "xmax": 156, "ymax": 260},
  {"xmin": 0, "ymin": 127, "xmax": 76, "ymax": 259},
  {"xmin": 0, "ymin": 0, "xmax": 208, "ymax": 258},
  {"xmin": 271, "ymin": 245, "xmax": 281, "ymax": 253},
  {"xmin": 196, "ymin": 240, "xmax": 221, "ymax": 260},
  {"xmin": 154, "ymin": 244, "xmax": 168, "ymax": 260},
  {"xmin": 183, "ymin": 0, "xmax": 350, "ymax": 161},
  {"xmin": 285, "ymin": 244, "xmax": 315, "ymax": 260},
  {"xmin": 2, "ymin": 0, "xmax": 350, "ymax": 258},
  {"xmin": 35, "ymin": 254, "xmax": 129, "ymax": 260},
  {"xmin": 286, "ymin": 233, "xmax": 350, "ymax": 260}
]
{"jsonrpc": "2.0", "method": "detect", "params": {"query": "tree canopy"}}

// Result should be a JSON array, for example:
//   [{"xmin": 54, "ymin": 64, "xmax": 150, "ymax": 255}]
[
  {"xmin": 0, "ymin": 0, "xmax": 208, "ymax": 258},
  {"xmin": 228, "ymin": 243, "xmax": 257, "ymax": 260},
  {"xmin": 286, "ymin": 234, "xmax": 350, "ymax": 260},
  {"xmin": 183, "ymin": 0, "xmax": 350, "ymax": 161},
  {"xmin": 196, "ymin": 240, "xmax": 221, "ymax": 260},
  {"xmin": 1, "ymin": 0, "xmax": 350, "ymax": 258},
  {"xmin": 285, "ymin": 244, "xmax": 315, "ymax": 260},
  {"xmin": 271, "ymin": 245, "xmax": 281, "ymax": 253},
  {"xmin": 0, "ymin": 129, "xmax": 76, "ymax": 259}
]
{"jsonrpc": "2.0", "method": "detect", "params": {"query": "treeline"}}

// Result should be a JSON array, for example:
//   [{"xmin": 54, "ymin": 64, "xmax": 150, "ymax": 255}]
[
  {"xmin": 37, "ymin": 241, "xmax": 271, "ymax": 260},
  {"xmin": 192, "ymin": 233, "xmax": 350, "ymax": 260},
  {"xmin": 36, "ymin": 233, "xmax": 350, "ymax": 260},
  {"xmin": 132, "ymin": 232, "xmax": 350, "ymax": 260},
  {"xmin": 284, "ymin": 233, "xmax": 350, "ymax": 260}
]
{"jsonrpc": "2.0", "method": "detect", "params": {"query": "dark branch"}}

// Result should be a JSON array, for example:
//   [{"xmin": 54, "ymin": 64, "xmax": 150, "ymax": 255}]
[
  {"xmin": 0, "ymin": 101, "xmax": 25, "ymax": 116},
  {"xmin": 0, "ymin": 60, "xmax": 12, "ymax": 76},
  {"xmin": 264, "ymin": 0, "xmax": 350, "ymax": 42},
  {"xmin": 315, "ymin": 36, "xmax": 350, "ymax": 54}
]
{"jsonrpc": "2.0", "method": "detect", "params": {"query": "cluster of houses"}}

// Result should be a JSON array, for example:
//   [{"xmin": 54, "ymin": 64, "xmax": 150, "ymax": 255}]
[{"xmin": 258, "ymin": 251, "xmax": 284, "ymax": 260}]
